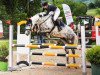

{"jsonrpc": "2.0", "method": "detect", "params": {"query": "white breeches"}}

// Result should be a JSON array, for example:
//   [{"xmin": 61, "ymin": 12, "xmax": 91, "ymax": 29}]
[{"xmin": 53, "ymin": 8, "xmax": 60, "ymax": 21}]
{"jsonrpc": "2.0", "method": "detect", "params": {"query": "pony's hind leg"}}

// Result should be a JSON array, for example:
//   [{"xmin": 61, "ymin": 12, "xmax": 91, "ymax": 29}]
[
  {"xmin": 60, "ymin": 38, "xmax": 70, "ymax": 64},
  {"xmin": 65, "ymin": 48, "xmax": 69, "ymax": 64},
  {"xmin": 71, "ymin": 49, "xmax": 76, "ymax": 63},
  {"xmin": 70, "ymin": 35, "xmax": 76, "ymax": 63},
  {"xmin": 66, "ymin": 34, "xmax": 76, "ymax": 64}
]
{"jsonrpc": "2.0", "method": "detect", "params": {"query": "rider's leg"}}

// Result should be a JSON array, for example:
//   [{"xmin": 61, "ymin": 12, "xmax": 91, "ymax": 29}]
[
  {"xmin": 53, "ymin": 8, "xmax": 62, "ymax": 31},
  {"xmin": 53, "ymin": 8, "xmax": 60, "ymax": 21}
]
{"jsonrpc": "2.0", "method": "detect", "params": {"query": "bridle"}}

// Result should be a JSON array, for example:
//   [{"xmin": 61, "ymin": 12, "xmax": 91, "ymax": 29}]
[{"xmin": 37, "ymin": 14, "xmax": 52, "ymax": 26}]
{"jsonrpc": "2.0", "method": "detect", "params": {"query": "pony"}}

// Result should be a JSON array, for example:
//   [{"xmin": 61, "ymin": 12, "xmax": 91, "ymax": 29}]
[{"xmin": 25, "ymin": 12, "xmax": 78, "ymax": 64}]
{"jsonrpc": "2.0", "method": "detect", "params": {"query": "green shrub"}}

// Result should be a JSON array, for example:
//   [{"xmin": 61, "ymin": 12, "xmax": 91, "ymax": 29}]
[
  {"xmin": 0, "ymin": 43, "xmax": 9, "ymax": 62},
  {"xmin": 86, "ymin": 46, "xmax": 100, "ymax": 65}
]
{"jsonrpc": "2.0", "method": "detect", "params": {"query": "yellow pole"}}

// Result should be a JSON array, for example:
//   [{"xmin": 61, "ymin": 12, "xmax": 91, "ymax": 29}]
[
  {"xmin": 27, "ymin": 45, "xmax": 40, "ymax": 48},
  {"xmin": 43, "ymin": 62, "xmax": 55, "ymax": 66},
  {"xmin": 49, "ymin": 45, "xmax": 65, "ymax": 49}
]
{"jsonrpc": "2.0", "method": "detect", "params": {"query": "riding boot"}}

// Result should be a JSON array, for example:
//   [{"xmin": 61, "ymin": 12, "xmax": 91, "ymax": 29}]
[{"xmin": 54, "ymin": 20, "xmax": 62, "ymax": 31}]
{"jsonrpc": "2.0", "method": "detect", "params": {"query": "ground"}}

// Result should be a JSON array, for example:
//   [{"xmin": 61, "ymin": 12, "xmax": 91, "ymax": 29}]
[{"xmin": 0, "ymin": 48, "xmax": 91, "ymax": 75}]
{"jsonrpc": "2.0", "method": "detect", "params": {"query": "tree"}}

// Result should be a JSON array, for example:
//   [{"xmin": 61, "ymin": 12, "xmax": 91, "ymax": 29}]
[
  {"xmin": 94, "ymin": 0, "xmax": 100, "ymax": 8},
  {"xmin": 17, "ymin": 0, "xmax": 41, "ymax": 17},
  {"xmin": 73, "ymin": 2, "xmax": 87, "ymax": 16},
  {"xmin": 0, "ymin": 0, "xmax": 41, "ymax": 39},
  {"xmin": 52, "ymin": 0, "xmax": 87, "ymax": 22},
  {"xmin": 30, "ymin": 0, "xmax": 41, "ymax": 16},
  {"xmin": 88, "ymin": 3, "xmax": 95, "ymax": 9}
]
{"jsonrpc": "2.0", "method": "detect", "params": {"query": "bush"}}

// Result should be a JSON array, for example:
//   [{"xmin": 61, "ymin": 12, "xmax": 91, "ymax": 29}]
[
  {"xmin": 86, "ymin": 46, "xmax": 100, "ymax": 65},
  {"xmin": 0, "ymin": 42, "xmax": 9, "ymax": 62}
]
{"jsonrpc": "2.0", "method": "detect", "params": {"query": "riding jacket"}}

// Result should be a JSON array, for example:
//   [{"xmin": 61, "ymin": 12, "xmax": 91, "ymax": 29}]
[{"xmin": 42, "ymin": 5, "xmax": 57, "ymax": 16}]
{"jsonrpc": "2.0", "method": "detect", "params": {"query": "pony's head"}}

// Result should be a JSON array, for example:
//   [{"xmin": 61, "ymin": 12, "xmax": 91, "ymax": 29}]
[{"xmin": 30, "ymin": 12, "xmax": 46, "ymax": 28}]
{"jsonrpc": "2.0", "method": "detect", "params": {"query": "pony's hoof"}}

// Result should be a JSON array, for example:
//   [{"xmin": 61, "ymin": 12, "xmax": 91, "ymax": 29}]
[
  {"xmin": 73, "ymin": 61, "xmax": 76, "ymax": 64},
  {"xmin": 75, "ymin": 67, "xmax": 78, "ymax": 69},
  {"xmin": 67, "ymin": 66, "xmax": 70, "ymax": 68}
]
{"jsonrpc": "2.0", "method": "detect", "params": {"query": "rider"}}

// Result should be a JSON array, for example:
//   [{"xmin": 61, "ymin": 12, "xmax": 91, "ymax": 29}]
[{"xmin": 41, "ymin": 1, "xmax": 62, "ymax": 31}]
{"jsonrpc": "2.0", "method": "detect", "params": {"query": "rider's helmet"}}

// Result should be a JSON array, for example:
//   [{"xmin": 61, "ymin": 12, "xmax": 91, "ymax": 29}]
[{"xmin": 41, "ymin": 1, "xmax": 48, "ymax": 6}]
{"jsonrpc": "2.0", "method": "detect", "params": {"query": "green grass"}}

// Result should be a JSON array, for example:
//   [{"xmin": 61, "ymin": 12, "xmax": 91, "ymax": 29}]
[
  {"xmin": 0, "ymin": 40, "xmax": 16, "ymax": 43},
  {"xmin": 86, "ymin": 8, "xmax": 100, "ymax": 16}
]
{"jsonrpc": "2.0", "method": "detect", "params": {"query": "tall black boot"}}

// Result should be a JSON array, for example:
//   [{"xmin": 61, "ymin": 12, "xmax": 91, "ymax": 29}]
[{"xmin": 54, "ymin": 20, "xmax": 62, "ymax": 31}]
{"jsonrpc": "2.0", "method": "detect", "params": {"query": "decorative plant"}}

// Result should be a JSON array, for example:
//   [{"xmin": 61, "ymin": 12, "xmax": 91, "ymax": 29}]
[{"xmin": 86, "ymin": 46, "xmax": 100, "ymax": 65}]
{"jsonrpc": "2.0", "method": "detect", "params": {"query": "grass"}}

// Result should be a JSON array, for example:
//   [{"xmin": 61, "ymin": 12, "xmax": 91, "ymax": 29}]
[
  {"xmin": 0, "ymin": 40, "xmax": 16, "ymax": 44},
  {"xmin": 86, "ymin": 8, "xmax": 100, "ymax": 17}
]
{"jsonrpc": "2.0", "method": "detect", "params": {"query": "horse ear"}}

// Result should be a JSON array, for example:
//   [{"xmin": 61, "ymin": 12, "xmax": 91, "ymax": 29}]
[
  {"xmin": 26, "ymin": 18, "xmax": 32, "ymax": 25},
  {"xmin": 26, "ymin": 18, "xmax": 32, "ymax": 24}
]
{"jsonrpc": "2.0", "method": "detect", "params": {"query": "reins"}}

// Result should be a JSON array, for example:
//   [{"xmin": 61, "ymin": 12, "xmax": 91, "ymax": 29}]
[{"xmin": 38, "ymin": 15, "xmax": 52, "ymax": 26}]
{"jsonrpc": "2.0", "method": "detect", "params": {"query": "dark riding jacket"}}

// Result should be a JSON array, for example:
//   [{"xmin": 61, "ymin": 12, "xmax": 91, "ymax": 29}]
[{"xmin": 42, "ymin": 5, "xmax": 57, "ymax": 16}]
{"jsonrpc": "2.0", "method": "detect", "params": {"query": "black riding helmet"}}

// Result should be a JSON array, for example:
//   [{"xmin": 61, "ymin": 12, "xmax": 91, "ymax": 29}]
[{"xmin": 41, "ymin": 1, "xmax": 48, "ymax": 6}]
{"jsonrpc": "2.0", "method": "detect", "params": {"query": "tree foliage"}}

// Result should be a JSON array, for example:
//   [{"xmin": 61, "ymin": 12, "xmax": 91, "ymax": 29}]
[
  {"xmin": 94, "ymin": 0, "xmax": 100, "ymax": 8},
  {"xmin": 52, "ymin": 0, "xmax": 87, "ymax": 22},
  {"xmin": 88, "ymin": 3, "xmax": 95, "ymax": 9},
  {"xmin": 0, "ymin": 0, "xmax": 41, "ymax": 22},
  {"xmin": 0, "ymin": 0, "xmax": 41, "ymax": 39}
]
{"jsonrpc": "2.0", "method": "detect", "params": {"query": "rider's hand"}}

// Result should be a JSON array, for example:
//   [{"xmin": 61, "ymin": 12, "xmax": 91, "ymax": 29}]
[{"xmin": 39, "ymin": 15, "xmax": 42, "ymax": 17}]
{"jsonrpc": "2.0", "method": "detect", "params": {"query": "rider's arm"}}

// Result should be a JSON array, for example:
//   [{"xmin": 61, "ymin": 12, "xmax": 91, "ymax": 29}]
[
  {"xmin": 43, "ymin": 10, "xmax": 49, "ymax": 16},
  {"xmin": 43, "ymin": 5, "xmax": 56, "ymax": 16},
  {"xmin": 42, "ymin": 7, "xmax": 49, "ymax": 16},
  {"xmin": 42, "ymin": 8, "xmax": 45, "ymax": 12}
]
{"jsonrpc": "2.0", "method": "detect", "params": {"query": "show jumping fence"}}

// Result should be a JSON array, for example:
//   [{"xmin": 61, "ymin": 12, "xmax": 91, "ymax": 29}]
[{"xmin": 8, "ymin": 17, "xmax": 100, "ymax": 75}]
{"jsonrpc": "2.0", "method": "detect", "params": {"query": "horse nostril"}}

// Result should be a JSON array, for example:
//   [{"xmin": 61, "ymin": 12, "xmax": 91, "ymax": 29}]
[{"xmin": 35, "ymin": 24, "xmax": 37, "ymax": 25}]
